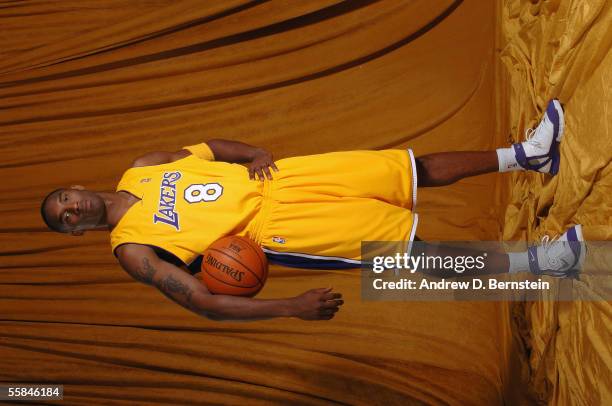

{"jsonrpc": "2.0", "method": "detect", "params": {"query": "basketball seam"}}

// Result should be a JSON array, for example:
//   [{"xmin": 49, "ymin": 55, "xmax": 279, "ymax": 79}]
[
  {"xmin": 202, "ymin": 262, "xmax": 260, "ymax": 290},
  {"xmin": 201, "ymin": 272, "xmax": 260, "ymax": 291}
]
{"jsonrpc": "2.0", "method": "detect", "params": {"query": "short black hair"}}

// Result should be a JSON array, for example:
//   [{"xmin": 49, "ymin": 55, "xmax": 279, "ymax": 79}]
[{"xmin": 40, "ymin": 188, "xmax": 66, "ymax": 232}]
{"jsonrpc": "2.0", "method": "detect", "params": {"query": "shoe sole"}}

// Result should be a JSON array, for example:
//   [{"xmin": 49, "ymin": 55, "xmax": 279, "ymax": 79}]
[
  {"xmin": 550, "ymin": 141, "xmax": 560, "ymax": 175},
  {"xmin": 566, "ymin": 224, "xmax": 585, "ymax": 269},
  {"xmin": 551, "ymin": 99, "xmax": 565, "ymax": 142},
  {"xmin": 549, "ymin": 99, "xmax": 564, "ymax": 175}
]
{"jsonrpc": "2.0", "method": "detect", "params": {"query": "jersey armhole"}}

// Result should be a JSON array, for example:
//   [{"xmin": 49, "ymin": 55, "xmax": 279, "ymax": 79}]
[
  {"xmin": 114, "ymin": 243, "xmax": 186, "ymax": 268},
  {"xmin": 182, "ymin": 143, "xmax": 215, "ymax": 161}
]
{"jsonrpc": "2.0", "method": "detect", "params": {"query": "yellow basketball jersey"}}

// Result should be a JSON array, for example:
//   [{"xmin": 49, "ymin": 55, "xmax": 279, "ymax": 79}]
[
  {"xmin": 110, "ymin": 144, "xmax": 263, "ymax": 265},
  {"xmin": 111, "ymin": 144, "xmax": 418, "ymax": 269}
]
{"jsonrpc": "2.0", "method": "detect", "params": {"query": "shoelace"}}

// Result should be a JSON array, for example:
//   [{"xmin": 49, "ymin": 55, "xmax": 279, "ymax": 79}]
[
  {"xmin": 540, "ymin": 234, "xmax": 560, "ymax": 249},
  {"xmin": 524, "ymin": 126, "xmax": 544, "ymax": 149}
]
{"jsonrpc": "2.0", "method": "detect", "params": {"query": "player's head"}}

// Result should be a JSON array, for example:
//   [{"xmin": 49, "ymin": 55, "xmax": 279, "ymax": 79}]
[{"xmin": 40, "ymin": 186, "xmax": 107, "ymax": 235}]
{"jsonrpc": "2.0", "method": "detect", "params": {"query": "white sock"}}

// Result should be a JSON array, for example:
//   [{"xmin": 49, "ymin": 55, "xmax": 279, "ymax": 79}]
[
  {"xmin": 496, "ymin": 147, "xmax": 522, "ymax": 173},
  {"xmin": 507, "ymin": 252, "xmax": 529, "ymax": 273}
]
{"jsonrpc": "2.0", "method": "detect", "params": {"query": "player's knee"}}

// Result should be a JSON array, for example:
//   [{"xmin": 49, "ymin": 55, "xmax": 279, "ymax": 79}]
[{"xmin": 415, "ymin": 156, "xmax": 433, "ymax": 187}]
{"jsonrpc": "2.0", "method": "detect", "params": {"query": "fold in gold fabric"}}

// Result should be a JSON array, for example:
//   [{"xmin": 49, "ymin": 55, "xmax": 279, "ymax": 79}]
[{"xmin": 500, "ymin": 1, "xmax": 612, "ymax": 404}]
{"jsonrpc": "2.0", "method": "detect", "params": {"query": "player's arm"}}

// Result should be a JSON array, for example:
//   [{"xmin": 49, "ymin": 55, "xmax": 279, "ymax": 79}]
[
  {"xmin": 116, "ymin": 244, "xmax": 343, "ymax": 321},
  {"xmin": 206, "ymin": 139, "xmax": 279, "ymax": 180},
  {"xmin": 131, "ymin": 139, "xmax": 278, "ymax": 180}
]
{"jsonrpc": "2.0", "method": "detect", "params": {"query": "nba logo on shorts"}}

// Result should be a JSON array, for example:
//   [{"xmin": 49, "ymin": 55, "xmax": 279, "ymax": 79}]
[{"xmin": 272, "ymin": 236, "xmax": 285, "ymax": 244}]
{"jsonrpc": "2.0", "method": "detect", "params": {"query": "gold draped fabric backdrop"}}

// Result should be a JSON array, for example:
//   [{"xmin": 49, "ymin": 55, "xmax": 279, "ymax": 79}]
[{"xmin": 1, "ymin": 1, "xmax": 609, "ymax": 405}]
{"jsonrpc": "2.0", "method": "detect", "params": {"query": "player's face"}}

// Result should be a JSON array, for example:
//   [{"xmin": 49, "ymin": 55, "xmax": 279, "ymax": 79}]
[{"xmin": 46, "ymin": 188, "xmax": 106, "ymax": 234}]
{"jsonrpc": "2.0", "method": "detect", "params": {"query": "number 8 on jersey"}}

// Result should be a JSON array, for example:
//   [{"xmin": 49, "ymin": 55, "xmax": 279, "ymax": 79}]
[{"xmin": 184, "ymin": 183, "xmax": 223, "ymax": 203}]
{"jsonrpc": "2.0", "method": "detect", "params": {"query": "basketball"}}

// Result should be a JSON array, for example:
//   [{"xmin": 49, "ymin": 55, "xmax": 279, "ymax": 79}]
[{"xmin": 198, "ymin": 236, "xmax": 268, "ymax": 297}]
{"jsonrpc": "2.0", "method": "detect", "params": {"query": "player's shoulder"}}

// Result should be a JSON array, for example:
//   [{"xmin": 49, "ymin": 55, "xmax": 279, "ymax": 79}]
[
  {"xmin": 116, "ymin": 243, "xmax": 156, "ymax": 264},
  {"xmin": 131, "ymin": 150, "xmax": 192, "ymax": 168},
  {"xmin": 115, "ymin": 244, "xmax": 162, "ymax": 284}
]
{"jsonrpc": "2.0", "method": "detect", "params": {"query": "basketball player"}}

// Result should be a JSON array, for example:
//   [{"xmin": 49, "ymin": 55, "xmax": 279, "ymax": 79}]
[{"xmin": 40, "ymin": 99, "xmax": 584, "ymax": 321}]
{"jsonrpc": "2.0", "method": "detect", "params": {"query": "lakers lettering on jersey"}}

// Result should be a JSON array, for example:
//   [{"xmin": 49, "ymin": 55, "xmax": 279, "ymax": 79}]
[{"xmin": 111, "ymin": 143, "xmax": 419, "ymax": 269}]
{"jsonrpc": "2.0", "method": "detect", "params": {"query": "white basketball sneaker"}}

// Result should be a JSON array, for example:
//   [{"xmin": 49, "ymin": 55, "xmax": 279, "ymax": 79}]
[
  {"xmin": 528, "ymin": 225, "xmax": 585, "ymax": 277},
  {"xmin": 513, "ymin": 99, "xmax": 565, "ymax": 175}
]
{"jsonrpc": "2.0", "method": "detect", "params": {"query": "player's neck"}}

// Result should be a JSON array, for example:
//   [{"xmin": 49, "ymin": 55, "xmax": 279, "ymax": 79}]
[{"xmin": 100, "ymin": 191, "xmax": 141, "ymax": 230}]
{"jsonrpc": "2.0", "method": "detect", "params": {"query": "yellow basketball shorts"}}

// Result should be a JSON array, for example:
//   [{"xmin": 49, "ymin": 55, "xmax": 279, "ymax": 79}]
[{"xmin": 246, "ymin": 149, "xmax": 418, "ymax": 269}]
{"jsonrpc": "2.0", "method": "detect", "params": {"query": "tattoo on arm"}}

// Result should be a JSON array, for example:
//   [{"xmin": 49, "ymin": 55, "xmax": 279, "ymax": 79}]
[
  {"xmin": 129, "ymin": 256, "xmax": 196, "ymax": 311},
  {"xmin": 158, "ymin": 274, "xmax": 195, "ymax": 309},
  {"xmin": 131, "ymin": 257, "xmax": 157, "ymax": 284}
]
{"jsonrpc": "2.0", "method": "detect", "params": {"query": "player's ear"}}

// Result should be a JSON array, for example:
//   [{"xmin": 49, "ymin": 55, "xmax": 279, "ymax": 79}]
[
  {"xmin": 71, "ymin": 230, "xmax": 84, "ymax": 236},
  {"xmin": 70, "ymin": 185, "xmax": 85, "ymax": 190}
]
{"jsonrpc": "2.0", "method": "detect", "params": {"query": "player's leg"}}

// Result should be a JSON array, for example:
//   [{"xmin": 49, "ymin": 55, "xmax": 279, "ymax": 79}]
[
  {"xmin": 416, "ymin": 99, "xmax": 565, "ymax": 187},
  {"xmin": 415, "ymin": 151, "xmax": 498, "ymax": 187}
]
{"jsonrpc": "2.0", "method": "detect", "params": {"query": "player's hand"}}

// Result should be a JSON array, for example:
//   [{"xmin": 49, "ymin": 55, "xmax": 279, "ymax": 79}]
[
  {"xmin": 248, "ymin": 148, "xmax": 278, "ymax": 181},
  {"xmin": 291, "ymin": 287, "xmax": 344, "ymax": 320}
]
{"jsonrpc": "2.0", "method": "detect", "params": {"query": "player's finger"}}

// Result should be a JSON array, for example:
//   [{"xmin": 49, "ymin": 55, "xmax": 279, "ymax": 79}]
[
  {"xmin": 322, "ymin": 291, "xmax": 341, "ymax": 301},
  {"xmin": 271, "ymin": 162, "xmax": 279, "ymax": 172},
  {"xmin": 325, "ymin": 298, "xmax": 343, "ymax": 305},
  {"xmin": 256, "ymin": 168, "xmax": 265, "ymax": 181},
  {"xmin": 263, "ymin": 165, "xmax": 273, "ymax": 180},
  {"xmin": 322, "ymin": 299, "xmax": 343, "ymax": 309},
  {"xmin": 248, "ymin": 167, "xmax": 255, "ymax": 180},
  {"xmin": 319, "ymin": 300, "xmax": 340, "ymax": 310}
]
